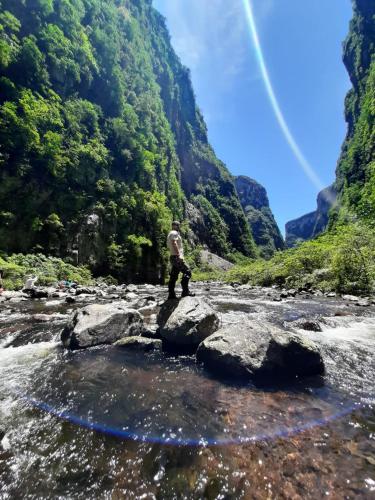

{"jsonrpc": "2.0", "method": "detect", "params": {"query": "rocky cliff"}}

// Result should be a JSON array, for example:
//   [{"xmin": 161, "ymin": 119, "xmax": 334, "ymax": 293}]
[
  {"xmin": 235, "ymin": 176, "xmax": 284, "ymax": 258},
  {"xmin": 333, "ymin": 0, "xmax": 375, "ymax": 222},
  {"xmin": 0, "ymin": 0, "xmax": 257, "ymax": 283},
  {"xmin": 285, "ymin": 185, "xmax": 337, "ymax": 247},
  {"xmin": 286, "ymin": 0, "xmax": 374, "ymax": 245}
]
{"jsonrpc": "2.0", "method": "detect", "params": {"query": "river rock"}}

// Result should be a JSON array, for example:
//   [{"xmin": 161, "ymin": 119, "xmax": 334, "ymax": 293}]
[
  {"xmin": 196, "ymin": 322, "xmax": 324, "ymax": 380},
  {"xmin": 75, "ymin": 287, "xmax": 96, "ymax": 296},
  {"xmin": 141, "ymin": 326, "xmax": 161, "ymax": 339},
  {"xmin": 27, "ymin": 289, "xmax": 49, "ymax": 299},
  {"xmin": 289, "ymin": 319, "xmax": 323, "ymax": 332},
  {"xmin": 158, "ymin": 297, "xmax": 220, "ymax": 348},
  {"xmin": 114, "ymin": 336, "xmax": 162, "ymax": 351},
  {"xmin": 356, "ymin": 299, "xmax": 370, "ymax": 307},
  {"xmin": 133, "ymin": 296, "xmax": 157, "ymax": 309},
  {"xmin": 61, "ymin": 302, "xmax": 143, "ymax": 350},
  {"xmin": 32, "ymin": 313, "xmax": 65, "ymax": 322},
  {"xmin": 342, "ymin": 294, "xmax": 359, "ymax": 302}
]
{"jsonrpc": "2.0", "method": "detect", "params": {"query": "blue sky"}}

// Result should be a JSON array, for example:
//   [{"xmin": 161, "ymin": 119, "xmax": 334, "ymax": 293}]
[{"xmin": 153, "ymin": 0, "xmax": 353, "ymax": 234}]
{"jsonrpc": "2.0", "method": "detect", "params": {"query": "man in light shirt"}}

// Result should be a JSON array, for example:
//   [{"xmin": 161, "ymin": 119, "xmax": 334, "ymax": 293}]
[
  {"xmin": 167, "ymin": 221, "xmax": 194, "ymax": 300},
  {"xmin": 23, "ymin": 275, "xmax": 38, "ymax": 291}
]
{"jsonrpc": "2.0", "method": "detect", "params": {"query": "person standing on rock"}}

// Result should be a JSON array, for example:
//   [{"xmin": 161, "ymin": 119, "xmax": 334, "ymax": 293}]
[
  {"xmin": 23, "ymin": 275, "xmax": 38, "ymax": 292},
  {"xmin": 167, "ymin": 221, "xmax": 195, "ymax": 300}
]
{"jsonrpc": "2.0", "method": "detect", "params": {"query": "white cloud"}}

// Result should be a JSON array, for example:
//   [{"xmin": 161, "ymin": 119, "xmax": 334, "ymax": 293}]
[
  {"xmin": 154, "ymin": 0, "xmax": 253, "ymax": 86},
  {"xmin": 153, "ymin": 0, "xmax": 273, "ymax": 123}
]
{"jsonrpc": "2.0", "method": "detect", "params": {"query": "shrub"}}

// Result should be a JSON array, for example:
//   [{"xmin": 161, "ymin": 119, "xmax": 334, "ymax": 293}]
[
  {"xmin": 0, "ymin": 253, "xmax": 93, "ymax": 290},
  {"xmin": 222, "ymin": 222, "xmax": 375, "ymax": 295}
]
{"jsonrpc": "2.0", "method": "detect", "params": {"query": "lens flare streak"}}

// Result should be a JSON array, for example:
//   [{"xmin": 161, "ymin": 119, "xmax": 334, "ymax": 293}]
[
  {"xmin": 242, "ymin": 0, "xmax": 325, "ymax": 192},
  {"xmin": 19, "ymin": 391, "xmax": 359, "ymax": 447}
]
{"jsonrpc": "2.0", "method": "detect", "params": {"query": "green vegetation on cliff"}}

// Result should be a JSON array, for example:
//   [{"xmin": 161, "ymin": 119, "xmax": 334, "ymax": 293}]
[
  {"xmin": 333, "ymin": 0, "xmax": 375, "ymax": 224},
  {"xmin": 235, "ymin": 176, "xmax": 284, "ymax": 259},
  {"xmin": 0, "ymin": 0, "xmax": 256, "ymax": 283},
  {"xmin": 204, "ymin": 0, "xmax": 375, "ymax": 295}
]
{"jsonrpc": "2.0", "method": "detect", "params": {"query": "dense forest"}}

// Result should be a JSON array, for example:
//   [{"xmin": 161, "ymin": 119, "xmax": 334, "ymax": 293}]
[{"xmin": 0, "ymin": 0, "xmax": 263, "ymax": 283}]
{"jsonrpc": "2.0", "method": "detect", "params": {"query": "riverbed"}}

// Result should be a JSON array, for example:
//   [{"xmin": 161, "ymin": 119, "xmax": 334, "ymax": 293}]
[{"xmin": 0, "ymin": 283, "xmax": 374, "ymax": 498}]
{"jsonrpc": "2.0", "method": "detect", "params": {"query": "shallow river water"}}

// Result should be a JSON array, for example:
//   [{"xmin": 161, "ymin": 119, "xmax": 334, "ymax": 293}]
[{"xmin": 0, "ymin": 283, "xmax": 374, "ymax": 498}]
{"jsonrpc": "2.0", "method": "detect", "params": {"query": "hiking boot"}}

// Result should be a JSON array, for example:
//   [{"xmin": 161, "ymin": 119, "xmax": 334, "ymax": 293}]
[
  {"xmin": 181, "ymin": 291, "xmax": 195, "ymax": 298},
  {"xmin": 168, "ymin": 293, "xmax": 178, "ymax": 300}
]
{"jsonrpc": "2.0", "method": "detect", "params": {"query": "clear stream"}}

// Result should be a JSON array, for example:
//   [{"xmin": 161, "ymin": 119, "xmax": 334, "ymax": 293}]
[{"xmin": 0, "ymin": 283, "xmax": 374, "ymax": 498}]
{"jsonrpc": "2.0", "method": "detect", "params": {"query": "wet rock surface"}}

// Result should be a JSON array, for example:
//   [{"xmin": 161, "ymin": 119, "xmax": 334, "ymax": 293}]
[
  {"xmin": 197, "ymin": 322, "xmax": 324, "ymax": 380},
  {"xmin": 114, "ymin": 336, "xmax": 162, "ymax": 351},
  {"xmin": 158, "ymin": 296, "xmax": 220, "ymax": 349},
  {"xmin": 61, "ymin": 302, "xmax": 143, "ymax": 350},
  {"xmin": 289, "ymin": 318, "xmax": 323, "ymax": 332}
]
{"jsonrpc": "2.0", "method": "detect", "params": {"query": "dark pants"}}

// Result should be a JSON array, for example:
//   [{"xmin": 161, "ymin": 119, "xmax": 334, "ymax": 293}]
[{"xmin": 168, "ymin": 256, "xmax": 192, "ymax": 296}]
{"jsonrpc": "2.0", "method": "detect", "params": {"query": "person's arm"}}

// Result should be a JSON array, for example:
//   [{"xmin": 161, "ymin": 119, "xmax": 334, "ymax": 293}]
[{"xmin": 172, "ymin": 240, "xmax": 181, "ymax": 258}]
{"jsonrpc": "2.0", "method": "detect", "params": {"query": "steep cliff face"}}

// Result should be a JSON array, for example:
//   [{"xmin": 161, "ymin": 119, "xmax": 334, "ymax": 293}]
[
  {"xmin": 285, "ymin": 185, "xmax": 337, "ymax": 247},
  {"xmin": 333, "ymin": 0, "xmax": 375, "ymax": 221},
  {"xmin": 0, "ymin": 0, "xmax": 256, "ymax": 282},
  {"xmin": 235, "ymin": 176, "xmax": 284, "ymax": 258},
  {"xmin": 146, "ymin": 6, "xmax": 256, "ymax": 258},
  {"xmin": 286, "ymin": 0, "xmax": 374, "ymax": 245}
]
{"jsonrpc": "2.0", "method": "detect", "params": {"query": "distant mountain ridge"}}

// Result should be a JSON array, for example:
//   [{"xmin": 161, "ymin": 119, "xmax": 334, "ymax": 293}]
[
  {"xmin": 285, "ymin": 185, "xmax": 337, "ymax": 248},
  {"xmin": 235, "ymin": 176, "xmax": 284, "ymax": 258}
]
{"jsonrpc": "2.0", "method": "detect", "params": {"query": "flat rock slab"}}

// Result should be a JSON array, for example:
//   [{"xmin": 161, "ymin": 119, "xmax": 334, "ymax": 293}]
[
  {"xmin": 197, "ymin": 322, "xmax": 324, "ymax": 380},
  {"xmin": 114, "ymin": 336, "xmax": 162, "ymax": 351},
  {"xmin": 61, "ymin": 302, "xmax": 143, "ymax": 350},
  {"xmin": 158, "ymin": 297, "xmax": 220, "ymax": 348}
]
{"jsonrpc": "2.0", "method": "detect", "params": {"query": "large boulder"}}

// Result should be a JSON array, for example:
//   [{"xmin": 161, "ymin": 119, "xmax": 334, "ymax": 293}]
[
  {"xmin": 61, "ymin": 302, "xmax": 143, "ymax": 350},
  {"xmin": 158, "ymin": 297, "xmax": 220, "ymax": 348},
  {"xmin": 196, "ymin": 322, "xmax": 324, "ymax": 380}
]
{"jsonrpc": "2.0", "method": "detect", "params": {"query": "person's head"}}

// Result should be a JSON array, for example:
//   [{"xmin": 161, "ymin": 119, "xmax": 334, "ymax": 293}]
[{"xmin": 172, "ymin": 220, "xmax": 181, "ymax": 231}]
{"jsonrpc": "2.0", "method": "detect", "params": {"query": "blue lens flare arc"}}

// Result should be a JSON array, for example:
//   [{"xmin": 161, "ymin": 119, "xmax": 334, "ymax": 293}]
[
  {"xmin": 19, "ymin": 391, "xmax": 363, "ymax": 448},
  {"xmin": 242, "ymin": 0, "xmax": 336, "ymax": 207}
]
